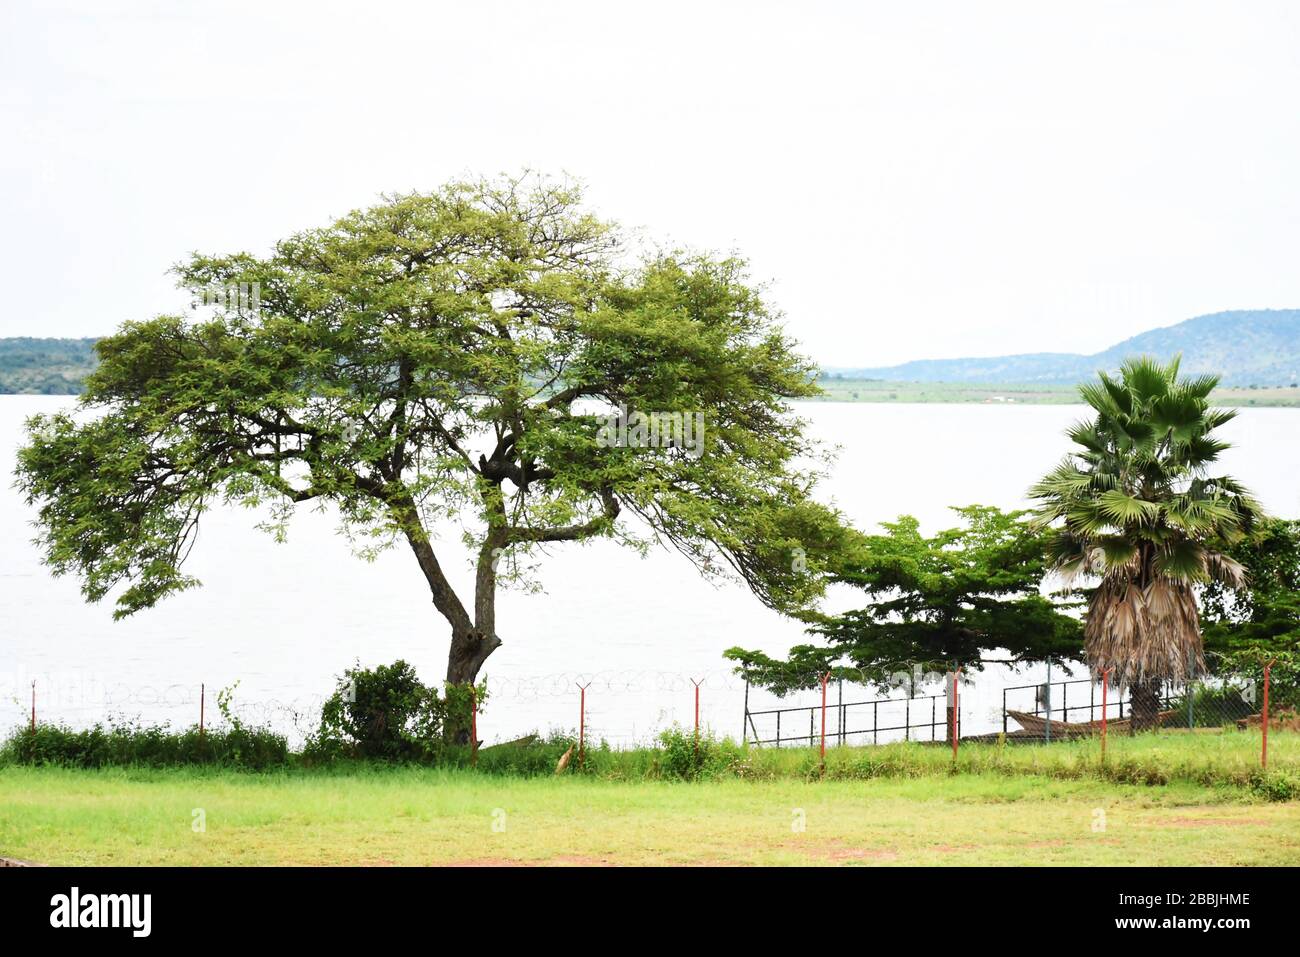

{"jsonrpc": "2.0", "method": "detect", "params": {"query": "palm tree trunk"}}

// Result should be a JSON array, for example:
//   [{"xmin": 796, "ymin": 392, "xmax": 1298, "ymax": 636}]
[{"xmin": 1129, "ymin": 678, "xmax": 1162, "ymax": 733}]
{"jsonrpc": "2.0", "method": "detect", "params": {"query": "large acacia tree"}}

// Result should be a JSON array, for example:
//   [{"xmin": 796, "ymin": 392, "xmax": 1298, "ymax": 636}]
[{"xmin": 16, "ymin": 176, "xmax": 852, "ymax": 687}]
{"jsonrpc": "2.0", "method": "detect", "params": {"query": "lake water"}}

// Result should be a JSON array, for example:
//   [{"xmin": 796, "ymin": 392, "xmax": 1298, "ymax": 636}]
[{"xmin": 3, "ymin": 396, "xmax": 1298, "ymax": 746}]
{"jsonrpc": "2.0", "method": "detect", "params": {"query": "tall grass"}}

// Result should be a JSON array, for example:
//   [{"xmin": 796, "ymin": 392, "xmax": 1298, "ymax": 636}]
[
  {"xmin": 3, "ymin": 720, "xmax": 1295, "ymax": 798},
  {"xmin": 2, "ymin": 721, "xmax": 288, "ymax": 770}
]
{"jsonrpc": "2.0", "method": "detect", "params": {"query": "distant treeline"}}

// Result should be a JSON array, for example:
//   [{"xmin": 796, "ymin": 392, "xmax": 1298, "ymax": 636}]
[{"xmin": 0, "ymin": 338, "xmax": 98, "ymax": 394}]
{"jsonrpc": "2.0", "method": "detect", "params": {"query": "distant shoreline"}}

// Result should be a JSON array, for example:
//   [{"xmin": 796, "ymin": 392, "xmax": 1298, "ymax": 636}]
[
  {"xmin": 809, "ymin": 379, "xmax": 1300, "ymax": 408},
  {"xmin": 5, "ymin": 381, "xmax": 1300, "ymax": 409}
]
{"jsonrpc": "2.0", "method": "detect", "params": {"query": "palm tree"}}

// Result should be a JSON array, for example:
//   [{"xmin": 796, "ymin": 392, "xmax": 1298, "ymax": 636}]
[{"xmin": 1029, "ymin": 356, "xmax": 1263, "ymax": 730}]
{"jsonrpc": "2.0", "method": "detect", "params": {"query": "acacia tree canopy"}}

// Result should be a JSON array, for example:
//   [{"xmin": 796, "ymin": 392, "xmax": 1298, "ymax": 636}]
[{"xmin": 15, "ymin": 175, "xmax": 855, "ymax": 686}]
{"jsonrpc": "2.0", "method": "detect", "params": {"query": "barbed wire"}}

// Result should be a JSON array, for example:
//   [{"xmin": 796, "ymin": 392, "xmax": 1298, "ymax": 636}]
[{"xmin": 5, "ymin": 659, "xmax": 1295, "ymax": 749}]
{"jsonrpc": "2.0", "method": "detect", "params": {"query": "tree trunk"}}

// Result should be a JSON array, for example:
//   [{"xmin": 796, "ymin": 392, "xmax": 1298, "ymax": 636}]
[
  {"xmin": 440, "ymin": 539, "xmax": 504, "ymax": 742},
  {"xmin": 1129, "ymin": 679, "xmax": 1162, "ymax": 734},
  {"xmin": 396, "ymin": 493, "xmax": 506, "ymax": 741},
  {"xmin": 446, "ymin": 627, "xmax": 502, "ymax": 685}
]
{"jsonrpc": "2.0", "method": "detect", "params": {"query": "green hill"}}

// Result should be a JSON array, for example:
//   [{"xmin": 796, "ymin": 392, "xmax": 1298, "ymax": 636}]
[
  {"xmin": 5, "ymin": 310, "xmax": 1300, "ymax": 396},
  {"xmin": 0, "ymin": 338, "xmax": 99, "ymax": 394},
  {"xmin": 830, "ymin": 310, "xmax": 1300, "ymax": 387}
]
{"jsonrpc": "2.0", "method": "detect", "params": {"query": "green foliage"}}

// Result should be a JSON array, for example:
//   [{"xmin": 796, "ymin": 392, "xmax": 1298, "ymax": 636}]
[
  {"xmin": 468, "ymin": 731, "xmax": 579, "ymax": 776},
  {"xmin": 1202, "ymin": 517, "xmax": 1300, "ymax": 657},
  {"xmin": 1211, "ymin": 649, "xmax": 1300, "ymax": 710},
  {"xmin": 12, "ymin": 175, "xmax": 853, "ymax": 685},
  {"xmin": 1029, "ymin": 356, "xmax": 1264, "ymax": 687},
  {"xmin": 1, "ymin": 720, "xmax": 288, "ymax": 769},
  {"xmin": 1177, "ymin": 683, "xmax": 1257, "ymax": 727},
  {"xmin": 726, "ymin": 505, "xmax": 1081, "ymax": 692},
  {"xmin": 307, "ymin": 660, "xmax": 485, "ymax": 761},
  {"xmin": 653, "ymin": 725, "xmax": 745, "ymax": 780}
]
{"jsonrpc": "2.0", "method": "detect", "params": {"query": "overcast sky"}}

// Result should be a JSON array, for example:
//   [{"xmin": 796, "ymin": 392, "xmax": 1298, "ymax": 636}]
[{"xmin": 3, "ymin": 0, "xmax": 1298, "ymax": 366}]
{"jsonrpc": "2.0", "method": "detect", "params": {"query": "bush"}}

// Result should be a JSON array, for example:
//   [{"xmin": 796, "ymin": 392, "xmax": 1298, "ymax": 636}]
[
  {"xmin": 472, "ymin": 731, "xmax": 580, "ymax": 776},
  {"xmin": 0, "ymin": 720, "xmax": 288, "ymax": 769},
  {"xmin": 1248, "ymin": 769, "xmax": 1299, "ymax": 802},
  {"xmin": 1170, "ymin": 683, "xmax": 1258, "ymax": 727},
  {"xmin": 653, "ymin": 725, "xmax": 745, "ymax": 780},
  {"xmin": 305, "ymin": 660, "xmax": 486, "ymax": 762}
]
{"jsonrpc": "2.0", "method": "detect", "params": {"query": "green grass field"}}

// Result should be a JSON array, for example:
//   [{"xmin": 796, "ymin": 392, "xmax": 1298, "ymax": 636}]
[{"xmin": 3, "ymin": 733, "xmax": 1297, "ymax": 866}]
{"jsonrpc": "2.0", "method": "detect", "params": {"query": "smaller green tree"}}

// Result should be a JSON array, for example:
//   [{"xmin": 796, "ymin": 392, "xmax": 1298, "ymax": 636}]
[
  {"xmin": 725, "ymin": 506, "xmax": 1082, "ymax": 694},
  {"xmin": 1201, "ymin": 517, "xmax": 1300, "ymax": 658}
]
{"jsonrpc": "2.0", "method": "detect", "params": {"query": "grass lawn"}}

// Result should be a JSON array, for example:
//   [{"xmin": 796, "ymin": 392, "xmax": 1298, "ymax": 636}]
[{"xmin": 3, "ymin": 733, "xmax": 1298, "ymax": 866}]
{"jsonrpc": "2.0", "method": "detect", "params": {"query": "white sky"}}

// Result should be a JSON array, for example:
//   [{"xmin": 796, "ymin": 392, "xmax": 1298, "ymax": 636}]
[{"xmin": 3, "ymin": 0, "xmax": 1299, "ymax": 366}]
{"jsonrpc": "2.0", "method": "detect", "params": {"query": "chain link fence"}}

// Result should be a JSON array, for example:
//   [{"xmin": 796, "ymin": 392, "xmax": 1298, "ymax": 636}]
[{"xmin": 7, "ymin": 656, "xmax": 1298, "ymax": 765}]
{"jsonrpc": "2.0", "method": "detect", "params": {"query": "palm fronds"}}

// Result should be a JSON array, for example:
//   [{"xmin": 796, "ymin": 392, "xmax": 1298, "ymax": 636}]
[{"xmin": 1029, "ymin": 355, "xmax": 1265, "ymax": 687}]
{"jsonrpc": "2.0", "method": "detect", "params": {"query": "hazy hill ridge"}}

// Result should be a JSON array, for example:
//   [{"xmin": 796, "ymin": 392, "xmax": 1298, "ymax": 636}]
[
  {"xmin": 829, "ymin": 310, "xmax": 1300, "ymax": 386},
  {"xmin": 3, "ymin": 310, "xmax": 1300, "ymax": 394},
  {"xmin": 0, "ymin": 337, "xmax": 99, "ymax": 394}
]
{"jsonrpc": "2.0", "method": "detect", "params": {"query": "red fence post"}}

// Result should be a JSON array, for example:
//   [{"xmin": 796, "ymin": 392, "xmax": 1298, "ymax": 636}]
[
  {"xmin": 471, "ymin": 685, "xmax": 479, "ymax": 767},
  {"xmin": 1261, "ymin": 660, "xmax": 1274, "ymax": 769},
  {"xmin": 577, "ymin": 682, "xmax": 590, "ymax": 768},
  {"xmin": 820, "ymin": 671, "xmax": 828, "ymax": 771},
  {"xmin": 951, "ymin": 668, "xmax": 961, "ymax": 760},
  {"xmin": 1100, "ymin": 669, "xmax": 1109, "ymax": 762},
  {"xmin": 691, "ymin": 678, "xmax": 701, "ymax": 753}
]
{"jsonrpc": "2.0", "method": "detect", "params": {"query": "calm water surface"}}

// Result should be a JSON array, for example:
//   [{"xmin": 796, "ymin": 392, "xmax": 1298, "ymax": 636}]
[{"xmin": 3, "ymin": 397, "xmax": 1297, "ymax": 744}]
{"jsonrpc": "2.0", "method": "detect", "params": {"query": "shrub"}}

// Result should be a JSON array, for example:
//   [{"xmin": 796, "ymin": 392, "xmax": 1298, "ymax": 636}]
[
  {"xmin": 1248, "ymin": 769, "xmax": 1299, "ymax": 802},
  {"xmin": 653, "ymin": 725, "xmax": 745, "ymax": 780},
  {"xmin": 1171, "ymin": 683, "xmax": 1257, "ymax": 727},
  {"xmin": 0, "ymin": 720, "xmax": 288, "ymax": 769},
  {"xmin": 305, "ymin": 660, "xmax": 487, "ymax": 762},
  {"xmin": 472, "ymin": 731, "xmax": 579, "ymax": 776}
]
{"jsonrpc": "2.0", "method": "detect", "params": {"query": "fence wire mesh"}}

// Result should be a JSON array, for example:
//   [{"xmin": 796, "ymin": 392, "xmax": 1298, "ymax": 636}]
[{"xmin": 5, "ymin": 657, "xmax": 1297, "ymax": 766}]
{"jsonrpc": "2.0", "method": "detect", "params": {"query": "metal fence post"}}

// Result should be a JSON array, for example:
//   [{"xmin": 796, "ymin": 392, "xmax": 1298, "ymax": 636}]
[
  {"xmin": 819, "ymin": 671, "xmax": 828, "ymax": 771},
  {"xmin": 691, "ymin": 678, "xmax": 701, "ymax": 754},
  {"xmin": 742, "ymin": 677, "xmax": 750, "ymax": 746},
  {"xmin": 1044, "ymin": 656, "xmax": 1052, "ymax": 743},
  {"xmin": 30, "ymin": 680, "xmax": 35, "ymax": 732},
  {"xmin": 200, "ymin": 683, "xmax": 205, "ymax": 737},
  {"xmin": 471, "ymin": 685, "xmax": 479, "ymax": 767},
  {"xmin": 1261, "ymin": 660, "xmax": 1274, "ymax": 769},
  {"xmin": 950, "ymin": 668, "xmax": 961, "ymax": 760},
  {"xmin": 837, "ymin": 677, "xmax": 844, "ymax": 746},
  {"xmin": 576, "ymin": 681, "xmax": 590, "ymax": 768},
  {"xmin": 1101, "ymin": 669, "xmax": 1109, "ymax": 762}
]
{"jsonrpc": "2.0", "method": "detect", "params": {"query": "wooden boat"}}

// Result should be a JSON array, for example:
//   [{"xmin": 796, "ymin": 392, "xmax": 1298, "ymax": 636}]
[
  {"xmin": 1236, "ymin": 710, "xmax": 1300, "ymax": 732},
  {"xmin": 1006, "ymin": 708, "xmax": 1178, "ymax": 737}
]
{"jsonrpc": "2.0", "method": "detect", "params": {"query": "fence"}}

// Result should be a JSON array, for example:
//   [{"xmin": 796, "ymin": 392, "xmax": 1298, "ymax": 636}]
[
  {"xmin": 743, "ymin": 684, "xmax": 954, "ymax": 747},
  {"xmin": 999, "ymin": 663, "xmax": 1296, "ymax": 742},
  {"xmin": 999, "ymin": 676, "xmax": 1182, "ymax": 737},
  {"xmin": 9, "ymin": 657, "xmax": 1298, "ymax": 769},
  {"xmin": 739, "ymin": 657, "xmax": 1299, "ymax": 770}
]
